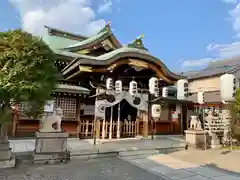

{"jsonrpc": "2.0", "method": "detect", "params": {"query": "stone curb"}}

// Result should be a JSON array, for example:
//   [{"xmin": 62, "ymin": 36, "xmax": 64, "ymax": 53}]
[
  {"xmin": 12, "ymin": 146, "xmax": 185, "ymax": 160},
  {"xmin": 70, "ymin": 146, "xmax": 185, "ymax": 160}
]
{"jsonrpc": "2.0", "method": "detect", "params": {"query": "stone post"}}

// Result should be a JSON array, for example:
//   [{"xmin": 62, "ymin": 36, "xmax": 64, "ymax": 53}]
[
  {"xmin": 96, "ymin": 119, "xmax": 100, "ymax": 139},
  {"xmin": 143, "ymin": 111, "xmax": 148, "ymax": 138},
  {"xmin": 0, "ymin": 124, "xmax": 15, "ymax": 168}
]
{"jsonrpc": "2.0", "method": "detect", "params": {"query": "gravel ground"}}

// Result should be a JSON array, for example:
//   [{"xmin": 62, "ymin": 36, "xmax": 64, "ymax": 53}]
[{"xmin": 0, "ymin": 157, "xmax": 166, "ymax": 180}]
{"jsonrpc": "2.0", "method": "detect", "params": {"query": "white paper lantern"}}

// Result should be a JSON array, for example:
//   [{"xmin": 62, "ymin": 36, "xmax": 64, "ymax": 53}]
[
  {"xmin": 106, "ymin": 78, "xmax": 113, "ymax": 90},
  {"xmin": 115, "ymin": 80, "xmax": 122, "ymax": 94},
  {"xmin": 177, "ymin": 79, "xmax": 188, "ymax": 100},
  {"xmin": 149, "ymin": 77, "xmax": 159, "ymax": 96},
  {"xmin": 220, "ymin": 73, "xmax": 236, "ymax": 102},
  {"xmin": 197, "ymin": 91, "xmax": 204, "ymax": 104},
  {"xmin": 151, "ymin": 104, "xmax": 161, "ymax": 118},
  {"xmin": 162, "ymin": 87, "xmax": 168, "ymax": 98},
  {"xmin": 129, "ymin": 80, "xmax": 138, "ymax": 96}
]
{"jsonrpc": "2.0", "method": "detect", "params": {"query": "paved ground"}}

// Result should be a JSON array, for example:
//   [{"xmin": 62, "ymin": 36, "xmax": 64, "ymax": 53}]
[
  {"xmin": 3, "ymin": 136, "xmax": 240, "ymax": 180},
  {"xmin": 0, "ymin": 158, "xmax": 166, "ymax": 180},
  {"xmin": 120, "ymin": 152, "xmax": 240, "ymax": 180},
  {"xmin": 167, "ymin": 148, "xmax": 240, "ymax": 173},
  {"xmin": 9, "ymin": 137, "xmax": 185, "ymax": 155}
]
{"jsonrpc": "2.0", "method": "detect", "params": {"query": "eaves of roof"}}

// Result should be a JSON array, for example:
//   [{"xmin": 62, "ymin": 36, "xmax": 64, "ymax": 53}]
[
  {"xmin": 44, "ymin": 25, "xmax": 88, "ymax": 41},
  {"xmin": 60, "ymin": 29, "xmax": 122, "ymax": 52},
  {"xmin": 56, "ymin": 47, "xmax": 186, "ymax": 80}
]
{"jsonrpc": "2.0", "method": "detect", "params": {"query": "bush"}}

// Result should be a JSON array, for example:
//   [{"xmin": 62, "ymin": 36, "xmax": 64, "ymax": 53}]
[{"xmin": 229, "ymin": 89, "xmax": 240, "ymax": 141}]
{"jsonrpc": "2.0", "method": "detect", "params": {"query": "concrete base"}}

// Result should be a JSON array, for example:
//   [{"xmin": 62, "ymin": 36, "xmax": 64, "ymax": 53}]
[
  {"xmin": 0, "ymin": 139, "xmax": 15, "ymax": 169},
  {"xmin": 210, "ymin": 133, "xmax": 221, "ymax": 149},
  {"xmin": 0, "ymin": 157, "xmax": 15, "ymax": 168},
  {"xmin": 33, "ymin": 131, "xmax": 69, "ymax": 165},
  {"xmin": 185, "ymin": 130, "xmax": 207, "ymax": 148}
]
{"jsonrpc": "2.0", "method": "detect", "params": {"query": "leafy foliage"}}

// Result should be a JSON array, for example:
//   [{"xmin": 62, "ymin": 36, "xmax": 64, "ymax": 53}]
[
  {"xmin": 0, "ymin": 29, "xmax": 61, "ymax": 123},
  {"xmin": 228, "ymin": 89, "xmax": 240, "ymax": 141}
]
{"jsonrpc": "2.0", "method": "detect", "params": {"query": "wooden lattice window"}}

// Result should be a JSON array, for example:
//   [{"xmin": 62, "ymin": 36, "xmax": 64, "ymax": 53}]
[{"xmin": 58, "ymin": 97, "xmax": 77, "ymax": 119}]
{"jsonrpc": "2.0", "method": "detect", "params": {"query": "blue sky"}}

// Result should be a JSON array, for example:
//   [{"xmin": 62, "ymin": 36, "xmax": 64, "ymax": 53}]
[{"xmin": 0, "ymin": 0, "xmax": 240, "ymax": 72}]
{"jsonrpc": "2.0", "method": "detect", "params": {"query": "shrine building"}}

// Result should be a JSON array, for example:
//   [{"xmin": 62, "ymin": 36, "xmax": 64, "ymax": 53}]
[{"xmin": 11, "ymin": 22, "xmax": 192, "ymax": 139}]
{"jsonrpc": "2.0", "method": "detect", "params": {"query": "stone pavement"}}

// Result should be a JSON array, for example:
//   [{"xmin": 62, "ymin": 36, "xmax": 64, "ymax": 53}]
[
  {"xmin": 121, "ymin": 153, "xmax": 240, "ymax": 180},
  {"xmin": 0, "ymin": 157, "xmax": 166, "ymax": 180},
  {"xmin": 167, "ymin": 148, "xmax": 240, "ymax": 174},
  {"xmin": 9, "ymin": 137, "xmax": 185, "ymax": 155}
]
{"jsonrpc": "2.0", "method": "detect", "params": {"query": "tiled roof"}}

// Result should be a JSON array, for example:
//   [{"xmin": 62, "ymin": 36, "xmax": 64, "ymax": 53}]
[
  {"xmin": 54, "ymin": 84, "xmax": 90, "ymax": 94},
  {"xmin": 60, "ymin": 22, "xmax": 121, "ymax": 51},
  {"xmin": 65, "ymin": 31, "xmax": 108, "ymax": 49},
  {"xmin": 58, "ymin": 47, "xmax": 184, "ymax": 80},
  {"xmin": 181, "ymin": 56, "xmax": 240, "ymax": 80}
]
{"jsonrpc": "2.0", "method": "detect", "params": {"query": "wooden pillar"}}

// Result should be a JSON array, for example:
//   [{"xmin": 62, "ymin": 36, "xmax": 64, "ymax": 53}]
[
  {"xmin": 96, "ymin": 119, "xmax": 100, "ymax": 139},
  {"xmin": 185, "ymin": 104, "xmax": 188, "ymax": 131},
  {"xmin": 136, "ymin": 114, "xmax": 140, "ymax": 136},
  {"xmin": 143, "ymin": 111, "xmax": 148, "ymax": 138},
  {"xmin": 76, "ymin": 95, "xmax": 80, "ymax": 138},
  {"xmin": 102, "ymin": 118, "xmax": 106, "ymax": 139},
  {"xmin": 117, "ymin": 103, "xmax": 120, "ymax": 139},
  {"xmin": 109, "ymin": 106, "xmax": 113, "ymax": 139}
]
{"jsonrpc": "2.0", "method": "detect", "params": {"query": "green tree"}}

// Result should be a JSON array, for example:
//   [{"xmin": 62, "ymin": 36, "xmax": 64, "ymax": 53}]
[
  {"xmin": 0, "ymin": 29, "xmax": 60, "ymax": 127},
  {"xmin": 229, "ymin": 89, "xmax": 240, "ymax": 141}
]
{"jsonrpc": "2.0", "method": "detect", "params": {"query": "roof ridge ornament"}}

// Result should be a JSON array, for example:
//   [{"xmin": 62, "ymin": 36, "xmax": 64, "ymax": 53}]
[
  {"xmin": 127, "ymin": 34, "xmax": 148, "ymax": 51},
  {"xmin": 98, "ymin": 21, "xmax": 111, "ymax": 34},
  {"xmin": 137, "ymin": 34, "xmax": 144, "ymax": 40}
]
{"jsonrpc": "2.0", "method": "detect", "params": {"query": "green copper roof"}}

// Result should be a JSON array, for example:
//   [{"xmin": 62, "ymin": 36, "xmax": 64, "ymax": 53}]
[
  {"xmin": 54, "ymin": 84, "xmax": 90, "ymax": 94},
  {"xmin": 42, "ymin": 33, "xmax": 80, "ymax": 50},
  {"xmin": 65, "ymin": 30, "xmax": 108, "ymax": 49},
  {"xmin": 55, "ymin": 47, "xmax": 150, "ymax": 60},
  {"xmin": 57, "ymin": 47, "xmax": 185, "ymax": 80},
  {"xmin": 61, "ymin": 22, "xmax": 118, "ymax": 51},
  {"xmin": 96, "ymin": 47, "xmax": 150, "ymax": 60}
]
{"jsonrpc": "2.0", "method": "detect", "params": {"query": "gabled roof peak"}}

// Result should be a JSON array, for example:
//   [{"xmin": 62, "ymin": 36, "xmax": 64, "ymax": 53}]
[
  {"xmin": 44, "ymin": 25, "xmax": 88, "ymax": 41},
  {"xmin": 98, "ymin": 21, "xmax": 112, "ymax": 34}
]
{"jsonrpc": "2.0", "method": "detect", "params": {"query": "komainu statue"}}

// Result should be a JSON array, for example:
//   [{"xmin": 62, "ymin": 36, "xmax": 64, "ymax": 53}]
[
  {"xmin": 190, "ymin": 115, "xmax": 202, "ymax": 130},
  {"xmin": 40, "ymin": 107, "xmax": 63, "ymax": 132}
]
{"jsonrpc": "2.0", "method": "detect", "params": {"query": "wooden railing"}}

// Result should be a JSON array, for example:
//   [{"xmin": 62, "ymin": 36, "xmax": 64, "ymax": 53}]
[
  {"xmin": 79, "ymin": 120, "xmax": 94, "ymax": 138},
  {"xmin": 12, "ymin": 108, "xmax": 138, "ymax": 138},
  {"xmin": 79, "ymin": 119, "xmax": 137, "ymax": 139}
]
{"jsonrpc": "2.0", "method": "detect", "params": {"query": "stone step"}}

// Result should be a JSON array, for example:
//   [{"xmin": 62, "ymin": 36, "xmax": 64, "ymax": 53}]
[
  {"xmin": 120, "ymin": 154, "xmax": 154, "ymax": 160},
  {"xmin": 118, "ymin": 149, "xmax": 159, "ymax": 157}
]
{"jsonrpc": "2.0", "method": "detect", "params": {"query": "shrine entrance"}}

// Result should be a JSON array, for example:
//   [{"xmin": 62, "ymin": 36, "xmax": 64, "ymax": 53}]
[{"xmin": 103, "ymin": 99, "xmax": 138, "ymax": 139}]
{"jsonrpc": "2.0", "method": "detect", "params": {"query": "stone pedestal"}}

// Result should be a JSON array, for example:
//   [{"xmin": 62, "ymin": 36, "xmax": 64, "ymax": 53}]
[
  {"xmin": 210, "ymin": 133, "xmax": 221, "ymax": 148},
  {"xmin": 185, "ymin": 130, "xmax": 206, "ymax": 148},
  {"xmin": 0, "ymin": 137, "xmax": 15, "ymax": 169},
  {"xmin": 33, "ymin": 132, "xmax": 69, "ymax": 164}
]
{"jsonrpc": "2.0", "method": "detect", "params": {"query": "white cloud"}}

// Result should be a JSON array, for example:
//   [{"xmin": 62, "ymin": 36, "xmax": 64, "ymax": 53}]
[
  {"xmin": 222, "ymin": 0, "xmax": 238, "ymax": 4},
  {"xmin": 9, "ymin": 0, "xmax": 110, "ymax": 36},
  {"xmin": 182, "ymin": 58, "xmax": 214, "ymax": 68},
  {"xmin": 206, "ymin": 42, "xmax": 240, "ymax": 57},
  {"xmin": 182, "ymin": 1, "xmax": 240, "ymax": 69},
  {"xmin": 98, "ymin": 0, "xmax": 113, "ymax": 14}
]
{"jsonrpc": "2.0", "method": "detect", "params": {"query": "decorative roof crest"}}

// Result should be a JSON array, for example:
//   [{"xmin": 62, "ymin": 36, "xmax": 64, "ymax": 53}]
[
  {"xmin": 127, "ymin": 34, "xmax": 148, "ymax": 51},
  {"xmin": 98, "ymin": 21, "xmax": 111, "ymax": 34}
]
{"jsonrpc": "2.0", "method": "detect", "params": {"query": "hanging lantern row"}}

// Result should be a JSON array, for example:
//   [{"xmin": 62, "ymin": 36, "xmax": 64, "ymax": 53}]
[
  {"xmin": 176, "ymin": 73, "xmax": 238, "ymax": 103},
  {"xmin": 106, "ymin": 77, "xmax": 163, "ymax": 97},
  {"xmin": 176, "ymin": 79, "xmax": 189, "ymax": 100}
]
